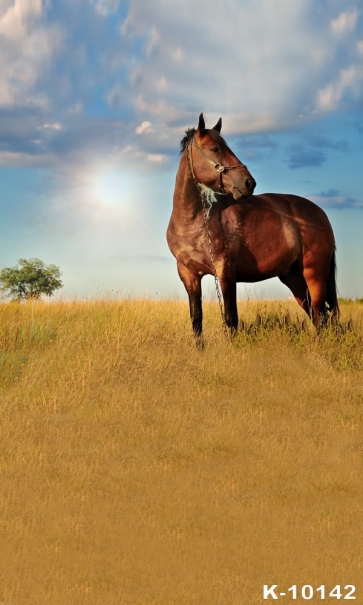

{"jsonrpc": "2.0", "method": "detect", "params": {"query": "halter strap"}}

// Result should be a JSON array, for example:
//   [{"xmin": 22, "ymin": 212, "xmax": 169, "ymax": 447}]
[
  {"xmin": 187, "ymin": 137, "xmax": 246, "ymax": 195},
  {"xmin": 192, "ymin": 137, "xmax": 246, "ymax": 173}
]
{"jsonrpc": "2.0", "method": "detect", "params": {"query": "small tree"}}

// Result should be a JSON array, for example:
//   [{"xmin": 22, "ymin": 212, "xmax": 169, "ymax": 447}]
[{"xmin": 0, "ymin": 258, "xmax": 63, "ymax": 301}]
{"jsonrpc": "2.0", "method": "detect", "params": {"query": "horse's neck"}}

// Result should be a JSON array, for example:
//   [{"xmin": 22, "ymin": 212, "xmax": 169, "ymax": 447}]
[{"xmin": 172, "ymin": 154, "xmax": 203, "ymax": 219}]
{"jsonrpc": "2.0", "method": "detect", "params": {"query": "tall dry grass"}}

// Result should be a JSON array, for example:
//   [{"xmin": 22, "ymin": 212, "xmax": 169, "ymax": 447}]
[{"xmin": 0, "ymin": 299, "xmax": 362, "ymax": 604}]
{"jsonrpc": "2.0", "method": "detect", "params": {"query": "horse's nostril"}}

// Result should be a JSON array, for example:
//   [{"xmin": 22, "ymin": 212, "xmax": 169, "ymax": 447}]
[{"xmin": 246, "ymin": 178, "xmax": 255, "ymax": 191}]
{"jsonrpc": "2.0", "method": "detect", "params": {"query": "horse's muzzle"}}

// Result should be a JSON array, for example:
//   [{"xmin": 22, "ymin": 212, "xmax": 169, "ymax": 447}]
[{"xmin": 232, "ymin": 177, "xmax": 256, "ymax": 199}]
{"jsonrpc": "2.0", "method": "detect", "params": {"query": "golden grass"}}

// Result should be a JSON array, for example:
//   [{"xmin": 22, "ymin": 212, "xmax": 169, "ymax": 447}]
[{"xmin": 0, "ymin": 299, "xmax": 362, "ymax": 604}]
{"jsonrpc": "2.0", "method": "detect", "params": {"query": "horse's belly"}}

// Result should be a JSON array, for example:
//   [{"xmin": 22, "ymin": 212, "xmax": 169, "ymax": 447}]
[
  {"xmin": 234, "ymin": 243, "xmax": 298, "ymax": 281},
  {"xmin": 235, "ymin": 270, "xmax": 281, "ymax": 283},
  {"xmin": 224, "ymin": 200, "xmax": 301, "ymax": 281}
]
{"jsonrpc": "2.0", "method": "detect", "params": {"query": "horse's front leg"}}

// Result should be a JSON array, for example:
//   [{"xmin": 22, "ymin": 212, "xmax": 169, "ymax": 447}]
[
  {"xmin": 220, "ymin": 278, "xmax": 238, "ymax": 336},
  {"xmin": 177, "ymin": 262, "xmax": 203, "ymax": 347}
]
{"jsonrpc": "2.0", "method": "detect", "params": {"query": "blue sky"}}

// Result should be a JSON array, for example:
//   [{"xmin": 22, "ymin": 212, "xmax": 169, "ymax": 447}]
[{"xmin": 0, "ymin": 0, "xmax": 362, "ymax": 300}]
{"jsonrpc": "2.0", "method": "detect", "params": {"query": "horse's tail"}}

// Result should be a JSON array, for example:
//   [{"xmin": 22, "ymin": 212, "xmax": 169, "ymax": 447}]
[{"xmin": 326, "ymin": 246, "xmax": 340, "ymax": 320}]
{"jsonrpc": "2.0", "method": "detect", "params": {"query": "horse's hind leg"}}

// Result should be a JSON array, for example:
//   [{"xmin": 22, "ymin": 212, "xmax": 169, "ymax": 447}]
[
  {"xmin": 303, "ymin": 267, "xmax": 332, "ymax": 328},
  {"xmin": 280, "ymin": 268, "xmax": 328, "ymax": 327},
  {"xmin": 279, "ymin": 269, "xmax": 311, "ymax": 317},
  {"xmin": 177, "ymin": 262, "xmax": 203, "ymax": 346}
]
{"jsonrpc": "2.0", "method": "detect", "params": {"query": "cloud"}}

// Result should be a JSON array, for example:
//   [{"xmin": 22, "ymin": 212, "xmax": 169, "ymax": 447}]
[
  {"xmin": 41, "ymin": 122, "xmax": 63, "ymax": 131},
  {"xmin": 0, "ymin": 0, "xmax": 43, "ymax": 42},
  {"xmin": 91, "ymin": 0, "xmax": 121, "ymax": 17},
  {"xmin": 147, "ymin": 153, "xmax": 165, "ymax": 163},
  {"xmin": 235, "ymin": 134, "xmax": 279, "ymax": 162},
  {"xmin": 287, "ymin": 147, "xmax": 327, "ymax": 169},
  {"xmin": 0, "ymin": 150, "xmax": 50, "ymax": 167},
  {"xmin": 0, "ymin": 0, "xmax": 63, "ymax": 108},
  {"xmin": 310, "ymin": 134, "xmax": 348, "ymax": 152},
  {"xmin": 285, "ymin": 129, "xmax": 349, "ymax": 169},
  {"xmin": 317, "ymin": 63, "xmax": 363, "ymax": 111},
  {"xmin": 331, "ymin": 9, "xmax": 359, "ymax": 36},
  {"xmin": 0, "ymin": 0, "xmax": 362, "ymax": 179},
  {"xmin": 311, "ymin": 189, "xmax": 363, "ymax": 209},
  {"xmin": 120, "ymin": 1, "xmax": 363, "ymax": 129},
  {"xmin": 135, "ymin": 120, "xmax": 152, "ymax": 135}
]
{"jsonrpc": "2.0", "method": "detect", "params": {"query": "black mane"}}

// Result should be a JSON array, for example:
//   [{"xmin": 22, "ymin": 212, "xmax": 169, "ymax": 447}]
[{"xmin": 180, "ymin": 127, "xmax": 196, "ymax": 153}]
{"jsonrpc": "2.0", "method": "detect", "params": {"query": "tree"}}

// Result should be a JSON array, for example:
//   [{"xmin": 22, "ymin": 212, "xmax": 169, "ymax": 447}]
[{"xmin": 0, "ymin": 258, "xmax": 63, "ymax": 301}]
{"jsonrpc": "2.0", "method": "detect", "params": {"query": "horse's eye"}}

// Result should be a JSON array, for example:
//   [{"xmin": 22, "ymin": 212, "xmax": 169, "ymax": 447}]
[{"xmin": 211, "ymin": 147, "xmax": 219, "ymax": 153}]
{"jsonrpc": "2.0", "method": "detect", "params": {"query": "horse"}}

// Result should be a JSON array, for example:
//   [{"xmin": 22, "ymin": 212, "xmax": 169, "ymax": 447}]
[{"xmin": 167, "ymin": 113, "xmax": 339, "ymax": 344}]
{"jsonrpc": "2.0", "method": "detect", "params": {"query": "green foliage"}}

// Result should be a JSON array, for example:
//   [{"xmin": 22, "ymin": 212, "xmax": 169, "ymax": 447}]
[{"xmin": 0, "ymin": 258, "xmax": 62, "ymax": 301}]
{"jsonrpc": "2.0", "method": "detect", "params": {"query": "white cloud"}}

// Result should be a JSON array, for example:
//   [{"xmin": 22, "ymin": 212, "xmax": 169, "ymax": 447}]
[
  {"xmin": 0, "ymin": 150, "xmax": 51, "ymax": 166},
  {"xmin": 172, "ymin": 47, "xmax": 183, "ymax": 62},
  {"xmin": 108, "ymin": 143, "xmax": 167, "ymax": 167},
  {"xmin": 331, "ymin": 9, "xmax": 359, "ymax": 36},
  {"xmin": 135, "ymin": 120, "xmax": 152, "ymax": 135},
  {"xmin": 0, "ymin": 0, "xmax": 63, "ymax": 108},
  {"xmin": 91, "ymin": 0, "xmax": 120, "ymax": 16},
  {"xmin": 0, "ymin": 0, "xmax": 42, "ymax": 41},
  {"xmin": 147, "ymin": 153, "xmax": 165, "ymax": 162},
  {"xmin": 118, "ymin": 0, "xmax": 363, "ymax": 142},
  {"xmin": 310, "ymin": 190, "xmax": 363, "ymax": 209},
  {"xmin": 146, "ymin": 25, "xmax": 160, "ymax": 56},
  {"xmin": 1, "ymin": 0, "xmax": 363, "ymax": 172},
  {"xmin": 317, "ymin": 64, "xmax": 363, "ymax": 111},
  {"xmin": 41, "ymin": 122, "xmax": 63, "ymax": 131}
]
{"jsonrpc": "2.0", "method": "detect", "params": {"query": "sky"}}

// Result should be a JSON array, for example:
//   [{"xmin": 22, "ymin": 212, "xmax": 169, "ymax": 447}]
[{"xmin": 0, "ymin": 0, "xmax": 363, "ymax": 301}]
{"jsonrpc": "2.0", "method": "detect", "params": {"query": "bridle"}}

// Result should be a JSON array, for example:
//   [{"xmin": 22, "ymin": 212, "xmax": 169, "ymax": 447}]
[{"xmin": 187, "ymin": 136, "xmax": 246, "ymax": 195}]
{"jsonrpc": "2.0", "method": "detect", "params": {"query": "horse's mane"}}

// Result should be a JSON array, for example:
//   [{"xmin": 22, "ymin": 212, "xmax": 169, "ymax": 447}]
[
  {"xmin": 179, "ymin": 127, "xmax": 228, "ymax": 154},
  {"xmin": 180, "ymin": 128, "xmax": 196, "ymax": 153}
]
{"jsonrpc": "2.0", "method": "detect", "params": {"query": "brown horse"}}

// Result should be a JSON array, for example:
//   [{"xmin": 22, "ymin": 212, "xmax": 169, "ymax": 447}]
[{"xmin": 167, "ymin": 113, "xmax": 339, "ymax": 343}]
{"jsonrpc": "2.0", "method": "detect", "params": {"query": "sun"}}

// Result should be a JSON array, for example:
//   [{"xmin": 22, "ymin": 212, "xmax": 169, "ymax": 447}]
[{"xmin": 93, "ymin": 170, "xmax": 132, "ymax": 207}]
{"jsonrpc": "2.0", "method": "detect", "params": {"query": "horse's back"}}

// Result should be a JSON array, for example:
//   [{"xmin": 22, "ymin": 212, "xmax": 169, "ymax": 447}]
[
  {"xmin": 229, "ymin": 192, "xmax": 334, "ymax": 243},
  {"xmin": 251, "ymin": 193, "xmax": 333, "ymax": 229}
]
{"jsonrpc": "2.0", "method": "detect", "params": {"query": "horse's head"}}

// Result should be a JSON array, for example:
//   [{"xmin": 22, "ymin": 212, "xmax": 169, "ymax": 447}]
[{"xmin": 189, "ymin": 113, "xmax": 256, "ymax": 199}]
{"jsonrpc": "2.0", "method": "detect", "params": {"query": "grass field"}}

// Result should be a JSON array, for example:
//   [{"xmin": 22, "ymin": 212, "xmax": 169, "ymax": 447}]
[{"xmin": 0, "ymin": 298, "xmax": 362, "ymax": 604}]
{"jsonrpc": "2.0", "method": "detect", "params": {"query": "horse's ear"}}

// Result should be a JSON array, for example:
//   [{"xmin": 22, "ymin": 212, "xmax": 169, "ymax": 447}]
[
  {"xmin": 197, "ymin": 113, "xmax": 206, "ymax": 135},
  {"xmin": 212, "ymin": 117, "xmax": 222, "ymax": 133}
]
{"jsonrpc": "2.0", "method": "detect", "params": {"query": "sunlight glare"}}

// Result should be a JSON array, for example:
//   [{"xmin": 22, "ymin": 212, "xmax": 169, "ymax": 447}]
[{"xmin": 93, "ymin": 169, "xmax": 137, "ymax": 208}]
